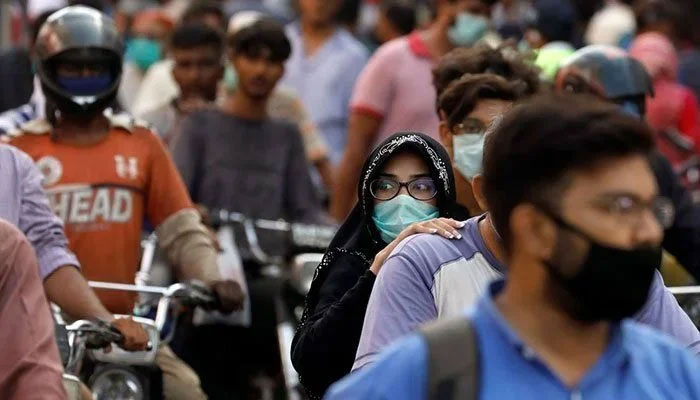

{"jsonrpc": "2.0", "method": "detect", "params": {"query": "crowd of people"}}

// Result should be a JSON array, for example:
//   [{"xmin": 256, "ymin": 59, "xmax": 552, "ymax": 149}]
[{"xmin": 1, "ymin": 0, "xmax": 700, "ymax": 399}]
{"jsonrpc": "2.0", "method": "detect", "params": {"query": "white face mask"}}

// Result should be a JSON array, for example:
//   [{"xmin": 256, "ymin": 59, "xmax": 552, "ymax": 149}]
[{"xmin": 452, "ymin": 133, "xmax": 485, "ymax": 181}]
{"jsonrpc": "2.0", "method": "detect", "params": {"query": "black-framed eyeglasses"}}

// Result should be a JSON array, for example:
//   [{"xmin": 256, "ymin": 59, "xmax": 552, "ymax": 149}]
[{"xmin": 370, "ymin": 177, "xmax": 438, "ymax": 201}]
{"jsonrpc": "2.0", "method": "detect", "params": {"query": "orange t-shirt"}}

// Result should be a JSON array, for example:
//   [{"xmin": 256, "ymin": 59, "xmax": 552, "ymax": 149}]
[{"xmin": 9, "ymin": 117, "xmax": 193, "ymax": 314}]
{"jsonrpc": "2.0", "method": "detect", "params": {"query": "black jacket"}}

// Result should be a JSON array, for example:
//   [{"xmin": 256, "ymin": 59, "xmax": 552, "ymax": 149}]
[{"xmin": 290, "ymin": 132, "xmax": 459, "ymax": 398}]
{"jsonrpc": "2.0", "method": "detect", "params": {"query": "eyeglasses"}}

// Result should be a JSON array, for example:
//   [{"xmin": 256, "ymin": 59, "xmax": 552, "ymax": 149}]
[
  {"xmin": 370, "ymin": 177, "xmax": 438, "ymax": 201},
  {"xmin": 593, "ymin": 195, "xmax": 675, "ymax": 229},
  {"xmin": 452, "ymin": 118, "xmax": 487, "ymax": 136}
]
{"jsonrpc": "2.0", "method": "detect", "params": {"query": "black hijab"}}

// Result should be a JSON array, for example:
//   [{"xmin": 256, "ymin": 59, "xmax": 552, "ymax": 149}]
[{"xmin": 301, "ymin": 132, "xmax": 458, "ymax": 325}]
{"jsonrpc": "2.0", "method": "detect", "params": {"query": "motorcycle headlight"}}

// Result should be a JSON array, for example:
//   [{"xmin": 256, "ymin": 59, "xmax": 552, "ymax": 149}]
[{"xmin": 90, "ymin": 367, "xmax": 144, "ymax": 400}]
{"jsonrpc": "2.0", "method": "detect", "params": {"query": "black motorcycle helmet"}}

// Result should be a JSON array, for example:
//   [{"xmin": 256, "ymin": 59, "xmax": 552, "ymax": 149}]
[
  {"xmin": 34, "ymin": 6, "xmax": 123, "ymax": 117},
  {"xmin": 555, "ymin": 44, "xmax": 654, "ymax": 116}
]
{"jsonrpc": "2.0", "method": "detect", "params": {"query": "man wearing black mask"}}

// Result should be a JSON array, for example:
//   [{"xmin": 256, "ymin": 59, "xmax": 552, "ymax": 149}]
[
  {"xmin": 327, "ymin": 93, "xmax": 700, "ymax": 400},
  {"xmin": 556, "ymin": 45, "xmax": 700, "ymax": 282}
]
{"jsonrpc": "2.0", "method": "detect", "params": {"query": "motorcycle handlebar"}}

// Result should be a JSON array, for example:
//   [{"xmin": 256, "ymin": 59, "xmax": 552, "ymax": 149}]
[
  {"xmin": 88, "ymin": 281, "xmax": 218, "ymax": 332},
  {"xmin": 207, "ymin": 208, "xmax": 337, "ymax": 265},
  {"xmin": 66, "ymin": 319, "xmax": 125, "ymax": 348}
]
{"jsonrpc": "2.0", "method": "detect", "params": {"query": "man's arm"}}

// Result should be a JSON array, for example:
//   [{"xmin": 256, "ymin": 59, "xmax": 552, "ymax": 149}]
[
  {"xmin": 353, "ymin": 247, "xmax": 438, "ymax": 371},
  {"xmin": 147, "ymin": 132, "xmax": 244, "ymax": 312},
  {"xmin": 634, "ymin": 270, "xmax": 700, "ymax": 355},
  {"xmin": 330, "ymin": 43, "xmax": 394, "ymax": 221},
  {"xmin": 0, "ymin": 221, "xmax": 66, "ymax": 399},
  {"xmin": 44, "ymin": 267, "xmax": 112, "ymax": 320},
  {"xmin": 170, "ymin": 113, "xmax": 203, "ymax": 200},
  {"xmin": 330, "ymin": 112, "xmax": 382, "ymax": 220},
  {"xmin": 284, "ymin": 124, "xmax": 327, "ymax": 223}
]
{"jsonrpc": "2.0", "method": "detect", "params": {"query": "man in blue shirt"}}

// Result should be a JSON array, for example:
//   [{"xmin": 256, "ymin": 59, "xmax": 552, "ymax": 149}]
[
  {"xmin": 326, "ymin": 93, "xmax": 700, "ymax": 399},
  {"xmin": 280, "ymin": 0, "xmax": 368, "ymax": 164}
]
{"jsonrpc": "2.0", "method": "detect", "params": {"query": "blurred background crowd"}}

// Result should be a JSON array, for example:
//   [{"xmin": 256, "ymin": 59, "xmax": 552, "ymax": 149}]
[{"xmin": 2, "ymin": 0, "xmax": 700, "ymax": 203}]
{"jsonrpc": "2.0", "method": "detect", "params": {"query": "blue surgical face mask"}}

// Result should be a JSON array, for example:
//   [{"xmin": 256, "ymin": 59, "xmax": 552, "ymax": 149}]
[
  {"xmin": 372, "ymin": 194, "xmax": 440, "ymax": 243},
  {"xmin": 57, "ymin": 75, "xmax": 113, "ymax": 95},
  {"xmin": 453, "ymin": 133, "xmax": 485, "ymax": 180},
  {"xmin": 448, "ymin": 12, "xmax": 489, "ymax": 47},
  {"xmin": 223, "ymin": 63, "xmax": 238, "ymax": 91},
  {"xmin": 125, "ymin": 38, "xmax": 162, "ymax": 71}
]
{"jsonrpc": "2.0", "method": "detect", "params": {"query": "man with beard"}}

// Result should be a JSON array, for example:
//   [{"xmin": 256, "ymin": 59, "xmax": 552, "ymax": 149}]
[
  {"xmin": 327, "ymin": 93, "xmax": 700, "ymax": 400},
  {"xmin": 172, "ymin": 17, "xmax": 323, "ymax": 225},
  {"xmin": 170, "ymin": 17, "xmax": 325, "ymax": 397}
]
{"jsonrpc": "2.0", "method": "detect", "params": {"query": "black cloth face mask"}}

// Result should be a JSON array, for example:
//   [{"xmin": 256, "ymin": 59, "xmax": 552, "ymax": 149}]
[{"xmin": 541, "ymin": 209, "xmax": 661, "ymax": 322}]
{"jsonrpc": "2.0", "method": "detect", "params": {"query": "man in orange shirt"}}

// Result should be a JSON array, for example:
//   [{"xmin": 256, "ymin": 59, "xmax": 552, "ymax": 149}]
[{"xmin": 7, "ymin": 7, "xmax": 244, "ymax": 400}]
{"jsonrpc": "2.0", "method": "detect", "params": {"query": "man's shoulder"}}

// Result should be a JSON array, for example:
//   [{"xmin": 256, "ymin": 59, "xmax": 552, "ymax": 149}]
[
  {"xmin": 391, "ymin": 224, "xmax": 482, "ymax": 271},
  {"xmin": 372, "ymin": 36, "xmax": 411, "ymax": 59},
  {"xmin": 0, "ymin": 143, "xmax": 32, "ymax": 164},
  {"xmin": 622, "ymin": 320, "xmax": 700, "ymax": 370},
  {"xmin": 0, "ymin": 217, "xmax": 29, "ymax": 253},
  {"xmin": 328, "ymin": 333, "xmax": 427, "ymax": 400},
  {"xmin": 335, "ymin": 29, "xmax": 369, "ymax": 60}
]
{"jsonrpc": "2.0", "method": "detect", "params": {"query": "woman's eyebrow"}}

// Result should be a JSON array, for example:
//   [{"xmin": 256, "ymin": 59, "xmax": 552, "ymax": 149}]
[{"xmin": 410, "ymin": 173, "xmax": 431, "ymax": 179}]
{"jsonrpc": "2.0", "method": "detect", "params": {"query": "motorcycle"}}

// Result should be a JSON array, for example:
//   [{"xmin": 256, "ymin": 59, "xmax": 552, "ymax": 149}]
[
  {"xmin": 206, "ymin": 209, "xmax": 336, "ymax": 400},
  {"xmin": 58, "ymin": 281, "xmax": 218, "ymax": 400}
]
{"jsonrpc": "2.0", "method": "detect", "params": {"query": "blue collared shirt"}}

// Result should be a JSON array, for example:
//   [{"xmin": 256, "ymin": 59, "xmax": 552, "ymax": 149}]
[
  {"xmin": 281, "ymin": 23, "xmax": 368, "ymax": 164},
  {"xmin": 326, "ymin": 280, "xmax": 700, "ymax": 400}
]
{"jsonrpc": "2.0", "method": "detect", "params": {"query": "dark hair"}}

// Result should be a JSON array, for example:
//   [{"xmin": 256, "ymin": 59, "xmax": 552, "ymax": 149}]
[
  {"xmin": 531, "ymin": 0, "xmax": 577, "ymax": 43},
  {"xmin": 336, "ymin": 0, "xmax": 361, "ymax": 28},
  {"xmin": 380, "ymin": 0, "xmax": 417, "ymax": 35},
  {"xmin": 171, "ymin": 23, "xmax": 223, "ymax": 55},
  {"xmin": 634, "ymin": 0, "xmax": 682, "ymax": 38},
  {"xmin": 228, "ymin": 19, "xmax": 291, "ymax": 62},
  {"xmin": 182, "ymin": 0, "xmax": 224, "ymax": 26},
  {"xmin": 482, "ymin": 93, "xmax": 654, "ymax": 249},
  {"xmin": 438, "ymin": 73, "xmax": 527, "ymax": 128},
  {"xmin": 433, "ymin": 45, "xmax": 541, "ymax": 101}
]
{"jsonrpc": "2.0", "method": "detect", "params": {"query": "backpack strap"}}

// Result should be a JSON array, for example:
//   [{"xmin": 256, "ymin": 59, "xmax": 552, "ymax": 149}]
[{"xmin": 420, "ymin": 317, "xmax": 480, "ymax": 400}]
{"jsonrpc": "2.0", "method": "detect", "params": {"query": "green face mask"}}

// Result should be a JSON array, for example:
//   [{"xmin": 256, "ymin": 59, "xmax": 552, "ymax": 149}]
[
  {"xmin": 372, "ymin": 195, "xmax": 439, "ymax": 243},
  {"xmin": 125, "ymin": 38, "xmax": 162, "ymax": 71},
  {"xmin": 223, "ymin": 63, "xmax": 238, "ymax": 91}
]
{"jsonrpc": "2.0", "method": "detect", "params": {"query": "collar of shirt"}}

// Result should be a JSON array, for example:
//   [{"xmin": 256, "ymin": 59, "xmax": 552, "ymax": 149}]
[
  {"xmin": 469, "ymin": 214, "xmax": 507, "ymax": 274},
  {"xmin": 14, "ymin": 109, "xmax": 146, "ymax": 136},
  {"xmin": 471, "ymin": 279, "xmax": 630, "ymax": 390},
  {"xmin": 287, "ymin": 22, "xmax": 349, "ymax": 61},
  {"xmin": 407, "ymin": 31, "xmax": 433, "ymax": 60}
]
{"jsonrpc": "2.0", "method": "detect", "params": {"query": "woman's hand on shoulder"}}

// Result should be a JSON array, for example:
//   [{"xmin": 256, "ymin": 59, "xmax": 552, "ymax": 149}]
[{"xmin": 370, "ymin": 218, "xmax": 465, "ymax": 275}]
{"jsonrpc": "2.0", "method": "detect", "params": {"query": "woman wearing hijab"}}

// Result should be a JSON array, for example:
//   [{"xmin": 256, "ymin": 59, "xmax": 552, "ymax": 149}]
[
  {"xmin": 291, "ymin": 132, "xmax": 463, "ymax": 398},
  {"xmin": 629, "ymin": 32, "xmax": 700, "ymax": 167}
]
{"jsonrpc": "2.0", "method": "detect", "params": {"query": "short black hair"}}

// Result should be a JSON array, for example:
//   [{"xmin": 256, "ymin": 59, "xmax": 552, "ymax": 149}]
[
  {"xmin": 336, "ymin": 0, "xmax": 361, "ymax": 27},
  {"xmin": 182, "ymin": 0, "xmax": 224, "ymax": 25},
  {"xmin": 171, "ymin": 23, "xmax": 224, "ymax": 55},
  {"xmin": 433, "ymin": 44, "xmax": 541, "ymax": 102},
  {"xmin": 634, "ymin": 0, "xmax": 682, "ymax": 35},
  {"xmin": 482, "ymin": 93, "xmax": 655, "ymax": 249},
  {"xmin": 380, "ymin": 0, "xmax": 417, "ymax": 35},
  {"xmin": 228, "ymin": 19, "xmax": 291, "ymax": 63},
  {"xmin": 438, "ymin": 73, "xmax": 527, "ymax": 128}
]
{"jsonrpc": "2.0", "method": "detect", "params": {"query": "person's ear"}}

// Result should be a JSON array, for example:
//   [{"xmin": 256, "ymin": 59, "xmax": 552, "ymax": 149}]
[
  {"xmin": 510, "ymin": 204, "xmax": 557, "ymax": 260},
  {"xmin": 439, "ymin": 120, "xmax": 454, "ymax": 158},
  {"xmin": 472, "ymin": 174, "xmax": 488, "ymax": 211}
]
